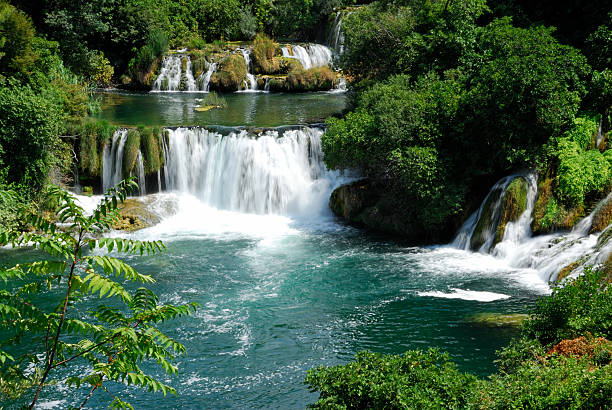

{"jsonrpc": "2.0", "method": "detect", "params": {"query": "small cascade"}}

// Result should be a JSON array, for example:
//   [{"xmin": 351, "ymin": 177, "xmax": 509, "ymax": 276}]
[
  {"xmin": 157, "ymin": 169, "xmax": 162, "ymax": 193},
  {"xmin": 327, "ymin": 11, "xmax": 353, "ymax": 55},
  {"xmin": 281, "ymin": 44, "xmax": 332, "ymax": 70},
  {"xmin": 184, "ymin": 57, "xmax": 197, "ymax": 91},
  {"xmin": 452, "ymin": 175, "xmax": 517, "ymax": 252},
  {"xmin": 197, "ymin": 61, "xmax": 216, "ymax": 91},
  {"xmin": 102, "ymin": 130, "xmax": 128, "ymax": 192},
  {"xmin": 264, "ymin": 78, "xmax": 271, "ymax": 92},
  {"xmin": 162, "ymin": 127, "xmax": 333, "ymax": 215},
  {"xmin": 596, "ymin": 118, "xmax": 604, "ymax": 148},
  {"xmin": 452, "ymin": 172, "xmax": 612, "ymax": 283},
  {"xmin": 152, "ymin": 56, "xmax": 182, "ymax": 91},
  {"xmin": 241, "ymin": 49, "xmax": 258, "ymax": 91},
  {"xmin": 136, "ymin": 150, "xmax": 146, "ymax": 195}
]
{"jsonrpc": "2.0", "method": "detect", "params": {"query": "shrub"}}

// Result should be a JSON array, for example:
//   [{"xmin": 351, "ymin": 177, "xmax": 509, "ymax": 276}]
[
  {"xmin": 209, "ymin": 53, "xmax": 246, "ymax": 92},
  {"xmin": 0, "ymin": 82, "xmax": 62, "ymax": 193},
  {"xmin": 306, "ymin": 349, "xmax": 477, "ymax": 409},
  {"xmin": 523, "ymin": 266, "xmax": 611, "ymax": 346},
  {"xmin": 252, "ymin": 33, "xmax": 278, "ymax": 74}
]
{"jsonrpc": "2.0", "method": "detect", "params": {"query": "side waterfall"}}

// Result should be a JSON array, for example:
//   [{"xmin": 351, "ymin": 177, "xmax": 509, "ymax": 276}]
[
  {"xmin": 453, "ymin": 172, "xmax": 611, "ymax": 282},
  {"xmin": 281, "ymin": 45, "xmax": 333, "ymax": 70},
  {"xmin": 327, "ymin": 11, "xmax": 353, "ymax": 55},
  {"xmin": 152, "ymin": 56, "xmax": 182, "ymax": 91},
  {"xmin": 240, "ymin": 49, "xmax": 258, "ymax": 91}
]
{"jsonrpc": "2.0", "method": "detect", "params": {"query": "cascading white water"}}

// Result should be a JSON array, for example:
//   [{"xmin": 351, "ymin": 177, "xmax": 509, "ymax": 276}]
[
  {"xmin": 152, "ymin": 56, "xmax": 182, "ymax": 91},
  {"xmin": 102, "ymin": 130, "xmax": 128, "ymax": 191},
  {"xmin": 327, "ymin": 11, "xmax": 353, "ymax": 55},
  {"xmin": 136, "ymin": 150, "xmax": 146, "ymax": 195},
  {"xmin": 596, "ymin": 118, "xmax": 604, "ymax": 148},
  {"xmin": 281, "ymin": 44, "xmax": 332, "ymax": 70},
  {"xmin": 184, "ymin": 57, "xmax": 197, "ymax": 91},
  {"xmin": 198, "ymin": 61, "xmax": 216, "ymax": 91},
  {"xmin": 452, "ymin": 175, "xmax": 517, "ymax": 252},
  {"xmin": 162, "ymin": 127, "xmax": 338, "ymax": 216},
  {"xmin": 453, "ymin": 172, "xmax": 612, "ymax": 283},
  {"xmin": 240, "ymin": 49, "xmax": 258, "ymax": 91}
]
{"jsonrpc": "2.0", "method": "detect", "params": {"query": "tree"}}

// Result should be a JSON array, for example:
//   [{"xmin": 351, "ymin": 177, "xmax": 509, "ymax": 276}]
[{"xmin": 0, "ymin": 180, "xmax": 197, "ymax": 408}]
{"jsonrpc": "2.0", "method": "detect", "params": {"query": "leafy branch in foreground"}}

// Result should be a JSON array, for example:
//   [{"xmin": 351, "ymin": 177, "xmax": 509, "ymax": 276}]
[{"xmin": 0, "ymin": 179, "xmax": 198, "ymax": 409}]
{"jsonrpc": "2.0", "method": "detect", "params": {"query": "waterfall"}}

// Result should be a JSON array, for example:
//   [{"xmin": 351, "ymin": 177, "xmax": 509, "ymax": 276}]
[
  {"xmin": 102, "ymin": 130, "xmax": 128, "ymax": 192},
  {"xmin": 327, "ymin": 11, "xmax": 353, "ymax": 55},
  {"xmin": 152, "ymin": 56, "xmax": 182, "ymax": 91},
  {"xmin": 596, "ymin": 118, "xmax": 604, "ymax": 148},
  {"xmin": 157, "ymin": 169, "xmax": 162, "ymax": 193},
  {"xmin": 264, "ymin": 78, "xmax": 271, "ymax": 92},
  {"xmin": 452, "ymin": 172, "xmax": 612, "ymax": 283},
  {"xmin": 241, "ymin": 49, "xmax": 258, "ymax": 91},
  {"xmin": 184, "ymin": 57, "xmax": 197, "ymax": 91},
  {"xmin": 452, "ymin": 175, "xmax": 517, "ymax": 252},
  {"xmin": 198, "ymin": 61, "xmax": 216, "ymax": 91},
  {"xmin": 162, "ymin": 127, "xmax": 334, "ymax": 215},
  {"xmin": 136, "ymin": 150, "xmax": 146, "ymax": 195},
  {"xmin": 281, "ymin": 44, "xmax": 332, "ymax": 70}
]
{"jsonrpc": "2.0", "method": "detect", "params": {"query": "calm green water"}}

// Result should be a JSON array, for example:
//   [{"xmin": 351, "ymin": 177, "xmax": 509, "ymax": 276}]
[{"xmin": 95, "ymin": 91, "xmax": 346, "ymax": 127}]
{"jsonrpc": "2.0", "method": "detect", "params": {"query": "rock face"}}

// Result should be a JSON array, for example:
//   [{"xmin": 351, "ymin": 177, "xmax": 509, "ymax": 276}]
[
  {"xmin": 494, "ymin": 177, "xmax": 528, "ymax": 244},
  {"xmin": 329, "ymin": 179, "xmax": 428, "ymax": 241},
  {"xmin": 111, "ymin": 195, "xmax": 177, "ymax": 231}
]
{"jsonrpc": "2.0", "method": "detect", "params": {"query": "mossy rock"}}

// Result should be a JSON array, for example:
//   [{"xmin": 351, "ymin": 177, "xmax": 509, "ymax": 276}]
[
  {"xmin": 465, "ymin": 313, "xmax": 528, "ymax": 328},
  {"xmin": 494, "ymin": 177, "xmax": 528, "ymax": 245},
  {"xmin": 470, "ymin": 186, "xmax": 504, "ymax": 251},
  {"xmin": 556, "ymin": 260, "xmax": 583, "ymax": 283},
  {"xmin": 112, "ymin": 198, "xmax": 161, "ymax": 231},
  {"xmin": 208, "ymin": 53, "xmax": 247, "ymax": 92},
  {"xmin": 596, "ymin": 225, "xmax": 612, "ymax": 251},
  {"xmin": 267, "ymin": 67, "xmax": 336, "ymax": 92},
  {"xmin": 590, "ymin": 194, "xmax": 612, "ymax": 233},
  {"xmin": 532, "ymin": 176, "xmax": 585, "ymax": 234},
  {"xmin": 122, "ymin": 129, "xmax": 141, "ymax": 178}
]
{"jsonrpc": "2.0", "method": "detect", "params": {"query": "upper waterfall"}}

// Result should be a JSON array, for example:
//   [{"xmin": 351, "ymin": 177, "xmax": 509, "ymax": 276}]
[{"xmin": 281, "ymin": 44, "xmax": 333, "ymax": 70}]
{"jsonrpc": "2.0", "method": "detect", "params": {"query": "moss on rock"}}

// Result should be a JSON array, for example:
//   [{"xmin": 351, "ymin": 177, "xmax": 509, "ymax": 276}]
[
  {"xmin": 209, "ymin": 53, "xmax": 247, "ymax": 92},
  {"xmin": 591, "ymin": 194, "xmax": 612, "ymax": 233},
  {"xmin": 470, "ymin": 186, "xmax": 504, "ymax": 251},
  {"xmin": 465, "ymin": 313, "xmax": 528, "ymax": 328},
  {"xmin": 267, "ymin": 67, "xmax": 336, "ymax": 92},
  {"xmin": 122, "ymin": 129, "xmax": 141, "ymax": 178},
  {"xmin": 494, "ymin": 177, "xmax": 528, "ymax": 245}
]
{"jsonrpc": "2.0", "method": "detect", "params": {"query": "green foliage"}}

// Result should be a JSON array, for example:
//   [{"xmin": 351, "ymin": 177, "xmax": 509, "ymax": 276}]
[
  {"xmin": 282, "ymin": 66, "xmax": 336, "ymax": 92},
  {"xmin": 478, "ymin": 355, "xmax": 612, "ymax": 409},
  {"xmin": 461, "ymin": 18, "xmax": 590, "ymax": 170},
  {"xmin": 209, "ymin": 53, "xmax": 247, "ymax": 92},
  {"xmin": 585, "ymin": 14, "xmax": 612, "ymax": 71},
  {"xmin": 128, "ymin": 29, "xmax": 169, "ymax": 85},
  {"xmin": 203, "ymin": 91, "xmax": 228, "ymax": 108},
  {"xmin": 252, "ymin": 33, "xmax": 278, "ymax": 74},
  {"xmin": 0, "ymin": 180, "xmax": 197, "ymax": 408},
  {"xmin": 78, "ymin": 120, "xmax": 117, "ymax": 178},
  {"xmin": 556, "ymin": 140, "xmax": 610, "ymax": 207},
  {"xmin": 0, "ymin": 1, "xmax": 36, "ymax": 76},
  {"xmin": 0, "ymin": 81, "xmax": 62, "ymax": 193},
  {"xmin": 523, "ymin": 267, "xmax": 611, "ymax": 346},
  {"xmin": 306, "ymin": 349, "xmax": 477, "ymax": 409}
]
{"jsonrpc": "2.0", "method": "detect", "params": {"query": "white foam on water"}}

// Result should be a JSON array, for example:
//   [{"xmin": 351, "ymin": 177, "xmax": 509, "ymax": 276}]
[{"xmin": 417, "ymin": 288, "xmax": 511, "ymax": 302}]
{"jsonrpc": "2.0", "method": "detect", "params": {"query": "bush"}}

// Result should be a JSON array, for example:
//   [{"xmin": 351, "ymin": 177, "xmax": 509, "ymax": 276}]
[
  {"xmin": 478, "ymin": 355, "xmax": 612, "ymax": 409},
  {"xmin": 0, "ymin": 82, "xmax": 62, "ymax": 193},
  {"xmin": 306, "ymin": 349, "xmax": 477, "ymax": 409},
  {"xmin": 78, "ymin": 120, "xmax": 117, "ymax": 178},
  {"xmin": 252, "ymin": 33, "xmax": 278, "ymax": 74},
  {"xmin": 523, "ymin": 266, "xmax": 611, "ymax": 346},
  {"xmin": 209, "ymin": 53, "xmax": 246, "ymax": 92}
]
